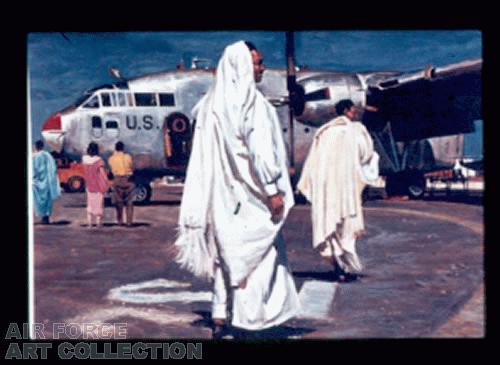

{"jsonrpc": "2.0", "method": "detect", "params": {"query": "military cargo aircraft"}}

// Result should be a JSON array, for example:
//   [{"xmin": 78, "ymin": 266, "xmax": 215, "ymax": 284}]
[{"xmin": 41, "ymin": 33, "xmax": 482, "ymax": 202}]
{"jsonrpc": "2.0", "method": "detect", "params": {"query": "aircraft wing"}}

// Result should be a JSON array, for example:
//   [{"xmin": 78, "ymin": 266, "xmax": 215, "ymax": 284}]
[{"xmin": 363, "ymin": 58, "xmax": 482, "ymax": 141}]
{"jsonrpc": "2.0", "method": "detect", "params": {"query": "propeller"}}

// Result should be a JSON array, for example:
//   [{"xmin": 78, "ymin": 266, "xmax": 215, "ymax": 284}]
[
  {"xmin": 285, "ymin": 31, "xmax": 330, "ymax": 168},
  {"xmin": 286, "ymin": 31, "xmax": 303, "ymax": 116},
  {"xmin": 286, "ymin": 31, "xmax": 297, "ymax": 169}
]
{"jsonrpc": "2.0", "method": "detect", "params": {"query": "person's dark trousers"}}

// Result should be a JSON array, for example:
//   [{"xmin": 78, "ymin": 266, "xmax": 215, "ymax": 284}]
[{"xmin": 112, "ymin": 176, "xmax": 135, "ymax": 226}]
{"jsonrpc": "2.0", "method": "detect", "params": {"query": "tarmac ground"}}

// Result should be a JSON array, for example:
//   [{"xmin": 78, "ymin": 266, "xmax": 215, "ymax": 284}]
[{"xmin": 32, "ymin": 185, "xmax": 484, "ymax": 339}]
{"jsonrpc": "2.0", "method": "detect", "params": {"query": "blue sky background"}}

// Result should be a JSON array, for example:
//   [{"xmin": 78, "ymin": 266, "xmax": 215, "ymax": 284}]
[{"xmin": 27, "ymin": 31, "xmax": 483, "ymax": 158}]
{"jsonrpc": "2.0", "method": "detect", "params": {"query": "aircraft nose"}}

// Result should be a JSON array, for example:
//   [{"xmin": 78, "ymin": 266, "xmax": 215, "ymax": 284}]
[{"xmin": 41, "ymin": 113, "xmax": 64, "ymax": 153}]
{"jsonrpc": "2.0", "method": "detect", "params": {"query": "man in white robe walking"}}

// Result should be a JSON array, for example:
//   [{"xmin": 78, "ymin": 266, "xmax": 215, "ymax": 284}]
[
  {"xmin": 175, "ymin": 41, "xmax": 300, "ymax": 338},
  {"xmin": 297, "ymin": 99, "xmax": 379, "ymax": 282}
]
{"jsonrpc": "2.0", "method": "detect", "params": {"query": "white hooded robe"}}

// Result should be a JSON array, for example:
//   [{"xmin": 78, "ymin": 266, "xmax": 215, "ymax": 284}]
[{"xmin": 174, "ymin": 41, "xmax": 300, "ymax": 330}]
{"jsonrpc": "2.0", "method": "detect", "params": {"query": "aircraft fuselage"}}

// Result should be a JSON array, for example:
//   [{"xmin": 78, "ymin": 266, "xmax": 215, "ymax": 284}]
[{"xmin": 41, "ymin": 62, "xmax": 479, "ymax": 197}]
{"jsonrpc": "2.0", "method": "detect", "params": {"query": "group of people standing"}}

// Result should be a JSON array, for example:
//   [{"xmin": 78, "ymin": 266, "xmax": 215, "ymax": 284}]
[
  {"xmin": 82, "ymin": 140, "xmax": 136, "ymax": 228},
  {"xmin": 32, "ymin": 140, "xmax": 135, "ymax": 228},
  {"xmin": 175, "ymin": 40, "xmax": 380, "ymax": 338}
]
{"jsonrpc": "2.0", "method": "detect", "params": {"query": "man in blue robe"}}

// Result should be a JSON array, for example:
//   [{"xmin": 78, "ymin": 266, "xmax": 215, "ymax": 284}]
[{"xmin": 32, "ymin": 140, "xmax": 61, "ymax": 224}]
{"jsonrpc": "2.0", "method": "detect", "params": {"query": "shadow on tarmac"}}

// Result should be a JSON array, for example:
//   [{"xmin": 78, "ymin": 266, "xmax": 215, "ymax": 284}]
[
  {"xmin": 34, "ymin": 220, "xmax": 71, "ymax": 226},
  {"xmin": 135, "ymin": 200, "xmax": 181, "ymax": 206},
  {"xmin": 293, "ymin": 271, "xmax": 366, "ymax": 283},
  {"xmin": 191, "ymin": 311, "xmax": 316, "ymax": 339},
  {"xmin": 293, "ymin": 271, "xmax": 337, "ymax": 281},
  {"xmin": 78, "ymin": 222, "xmax": 151, "ymax": 228},
  {"xmin": 65, "ymin": 200, "xmax": 181, "ymax": 208}
]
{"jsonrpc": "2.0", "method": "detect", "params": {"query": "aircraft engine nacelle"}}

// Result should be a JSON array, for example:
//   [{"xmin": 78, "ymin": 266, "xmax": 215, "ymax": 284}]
[{"xmin": 295, "ymin": 73, "xmax": 366, "ymax": 126}]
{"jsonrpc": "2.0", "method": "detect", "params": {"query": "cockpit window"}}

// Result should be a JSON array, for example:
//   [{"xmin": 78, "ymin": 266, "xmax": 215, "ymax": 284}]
[
  {"xmin": 135, "ymin": 93, "xmax": 157, "ymax": 107},
  {"xmin": 82, "ymin": 95, "xmax": 99, "ymax": 109},
  {"xmin": 159, "ymin": 93, "xmax": 175, "ymax": 106},
  {"xmin": 101, "ymin": 93, "xmax": 112, "ymax": 107},
  {"xmin": 117, "ymin": 93, "xmax": 127, "ymax": 106}
]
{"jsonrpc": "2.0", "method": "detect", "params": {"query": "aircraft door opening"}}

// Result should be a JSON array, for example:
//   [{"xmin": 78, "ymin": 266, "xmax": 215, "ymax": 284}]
[{"xmin": 163, "ymin": 113, "xmax": 192, "ymax": 168}]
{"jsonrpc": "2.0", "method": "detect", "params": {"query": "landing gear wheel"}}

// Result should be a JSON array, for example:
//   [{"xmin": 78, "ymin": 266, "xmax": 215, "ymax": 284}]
[
  {"xmin": 133, "ymin": 182, "xmax": 152, "ymax": 204},
  {"xmin": 385, "ymin": 171, "xmax": 426, "ymax": 199},
  {"xmin": 406, "ymin": 171, "xmax": 426, "ymax": 199},
  {"xmin": 66, "ymin": 176, "xmax": 85, "ymax": 193}
]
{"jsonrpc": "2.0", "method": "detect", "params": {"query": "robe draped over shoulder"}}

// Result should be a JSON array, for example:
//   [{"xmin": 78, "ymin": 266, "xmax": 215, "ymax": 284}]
[{"xmin": 297, "ymin": 116, "xmax": 379, "ymax": 248}]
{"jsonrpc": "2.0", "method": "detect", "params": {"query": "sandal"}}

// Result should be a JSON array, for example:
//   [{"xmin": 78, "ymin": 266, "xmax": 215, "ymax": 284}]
[
  {"xmin": 212, "ymin": 324, "xmax": 233, "ymax": 339},
  {"xmin": 212, "ymin": 319, "xmax": 232, "ymax": 339}
]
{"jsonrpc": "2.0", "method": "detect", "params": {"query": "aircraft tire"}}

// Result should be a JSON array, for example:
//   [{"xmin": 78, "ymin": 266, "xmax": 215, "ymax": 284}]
[
  {"xmin": 66, "ymin": 176, "xmax": 85, "ymax": 193},
  {"xmin": 133, "ymin": 182, "xmax": 152, "ymax": 204},
  {"xmin": 386, "ymin": 171, "xmax": 426, "ymax": 199},
  {"xmin": 406, "ymin": 171, "xmax": 426, "ymax": 200}
]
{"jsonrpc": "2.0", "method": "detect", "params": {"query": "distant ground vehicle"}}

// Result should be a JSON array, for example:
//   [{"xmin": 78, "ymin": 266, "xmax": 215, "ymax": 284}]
[
  {"xmin": 54, "ymin": 155, "xmax": 86, "ymax": 193},
  {"xmin": 53, "ymin": 154, "xmax": 151, "ymax": 203},
  {"xmin": 424, "ymin": 160, "xmax": 483, "ymax": 195}
]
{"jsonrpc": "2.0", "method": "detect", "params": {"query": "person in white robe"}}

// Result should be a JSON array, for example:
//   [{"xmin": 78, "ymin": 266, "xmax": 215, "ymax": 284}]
[
  {"xmin": 297, "ymin": 99, "xmax": 379, "ymax": 281},
  {"xmin": 32, "ymin": 140, "xmax": 61, "ymax": 224},
  {"xmin": 174, "ymin": 40, "xmax": 300, "ymax": 337}
]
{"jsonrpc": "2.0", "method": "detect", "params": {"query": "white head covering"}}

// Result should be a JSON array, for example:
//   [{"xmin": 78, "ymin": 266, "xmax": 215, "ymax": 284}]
[
  {"xmin": 212, "ymin": 41, "xmax": 257, "ymax": 137},
  {"xmin": 175, "ymin": 41, "xmax": 293, "ymax": 285}
]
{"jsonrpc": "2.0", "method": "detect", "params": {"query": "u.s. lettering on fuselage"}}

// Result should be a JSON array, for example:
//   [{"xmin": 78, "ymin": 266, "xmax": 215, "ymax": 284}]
[{"xmin": 124, "ymin": 115, "xmax": 158, "ymax": 130}]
